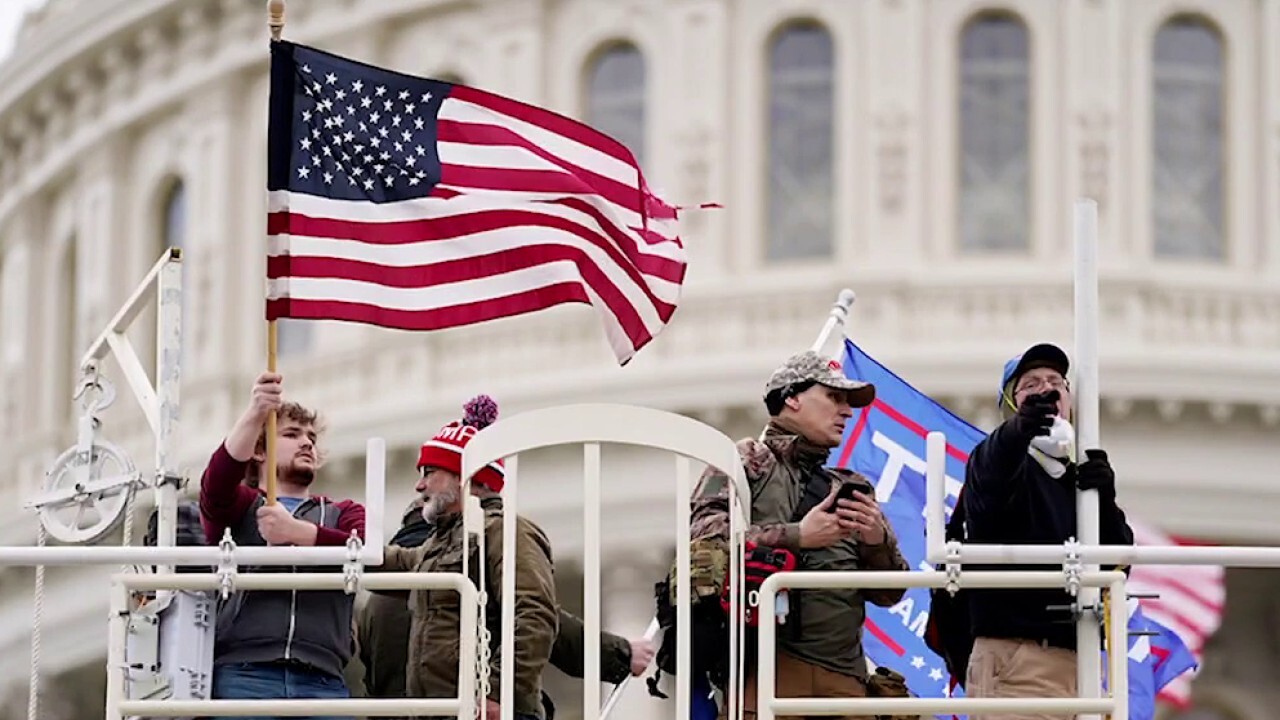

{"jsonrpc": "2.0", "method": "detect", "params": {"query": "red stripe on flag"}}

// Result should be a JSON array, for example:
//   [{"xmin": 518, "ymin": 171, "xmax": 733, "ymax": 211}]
[
  {"xmin": 437, "ymin": 119, "xmax": 648, "ymax": 215},
  {"xmin": 449, "ymin": 84, "xmax": 637, "ymax": 167},
  {"xmin": 871, "ymin": 400, "xmax": 971, "ymax": 462},
  {"xmin": 837, "ymin": 406, "xmax": 870, "ymax": 468},
  {"xmin": 268, "ymin": 209, "xmax": 684, "ymax": 290},
  {"xmin": 266, "ymin": 282, "xmax": 609, "ymax": 334},
  {"xmin": 267, "ymin": 252, "xmax": 653, "ymax": 346},
  {"xmin": 864, "ymin": 619, "xmax": 906, "ymax": 656}
]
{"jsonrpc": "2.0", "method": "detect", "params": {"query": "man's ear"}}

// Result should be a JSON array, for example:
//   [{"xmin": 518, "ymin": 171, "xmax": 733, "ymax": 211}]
[
  {"xmin": 783, "ymin": 394, "xmax": 802, "ymax": 413},
  {"xmin": 251, "ymin": 448, "xmax": 266, "ymax": 464}
]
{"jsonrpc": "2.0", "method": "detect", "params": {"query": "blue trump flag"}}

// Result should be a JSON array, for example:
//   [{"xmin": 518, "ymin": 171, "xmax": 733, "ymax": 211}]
[{"xmin": 827, "ymin": 339, "xmax": 1197, "ymax": 719}]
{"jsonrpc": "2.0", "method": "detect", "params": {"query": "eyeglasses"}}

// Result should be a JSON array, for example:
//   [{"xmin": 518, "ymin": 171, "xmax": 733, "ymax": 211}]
[{"xmin": 1015, "ymin": 375, "xmax": 1069, "ymax": 395}]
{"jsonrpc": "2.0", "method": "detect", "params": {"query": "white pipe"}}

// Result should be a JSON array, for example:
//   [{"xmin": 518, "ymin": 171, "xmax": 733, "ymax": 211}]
[
  {"xmin": 363, "ymin": 437, "xmax": 386, "ymax": 565},
  {"xmin": 583, "ymin": 443, "xmax": 601, "ymax": 718},
  {"xmin": 674, "ymin": 455, "xmax": 692, "ymax": 720},
  {"xmin": 0, "ymin": 544, "xmax": 379, "ymax": 566},
  {"xmin": 501, "ymin": 455, "xmax": 518, "ymax": 720},
  {"xmin": 809, "ymin": 288, "xmax": 856, "ymax": 354},
  {"xmin": 598, "ymin": 618, "xmax": 660, "ymax": 720},
  {"xmin": 756, "ymin": 570, "xmax": 1125, "ymax": 720},
  {"xmin": 924, "ymin": 431, "xmax": 947, "ymax": 563},
  {"xmin": 759, "ymin": 570, "xmax": 1124, "ymax": 594},
  {"xmin": 118, "ymin": 698, "xmax": 464, "ymax": 717},
  {"xmin": 728, "ymin": 462, "xmax": 743, "ymax": 720},
  {"xmin": 946, "ymin": 543, "xmax": 1280, "ymax": 567},
  {"xmin": 154, "ymin": 252, "xmax": 182, "ymax": 575},
  {"xmin": 768, "ymin": 697, "xmax": 1116, "ymax": 716},
  {"xmin": 1108, "ymin": 579, "xmax": 1129, "ymax": 720},
  {"xmin": 104, "ymin": 581, "xmax": 128, "ymax": 720},
  {"xmin": 80, "ymin": 249, "xmax": 176, "ymax": 368},
  {"xmin": 1075, "ymin": 197, "xmax": 1104, "ymax": 720},
  {"xmin": 118, "ymin": 572, "xmax": 474, "ymax": 593}
]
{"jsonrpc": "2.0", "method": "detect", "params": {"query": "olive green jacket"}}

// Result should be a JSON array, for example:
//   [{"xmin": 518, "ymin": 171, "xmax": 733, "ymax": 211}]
[
  {"xmin": 382, "ymin": 496, "xmax": 558, "ymax": 719},
  {"xmin": 690, "ymin": 422, "xmax": 909, "ymax": 679}
]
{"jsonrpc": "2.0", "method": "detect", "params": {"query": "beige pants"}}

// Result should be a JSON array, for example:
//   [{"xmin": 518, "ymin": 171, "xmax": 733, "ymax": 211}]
[
  {"xmin": 966, "ymin": 636, "xmax": 1078, "ymax": 720},
  {"xmin": 726, "ymin": 651, "xmax": 870, "ymax": 720}
]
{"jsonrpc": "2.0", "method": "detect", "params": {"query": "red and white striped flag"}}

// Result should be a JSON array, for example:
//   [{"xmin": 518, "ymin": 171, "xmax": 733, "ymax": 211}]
[
  {"xmin": 266, "ymin": 41, "xmax": 686, "ymax": 364},
  {"xmin": 1127, "ymin": 521, "xmax": 1225, "ymax": 708}
]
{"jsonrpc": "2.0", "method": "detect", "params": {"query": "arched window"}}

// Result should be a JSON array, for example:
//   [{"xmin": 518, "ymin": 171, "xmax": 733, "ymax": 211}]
[
  {"xmin": 586, "ymin": 43, "xmax": 646, "ymax": 164},
  {"xmin": 1152, "ymin": 16, "xmax": 1224, "ymax": 260},
  {"xmin": 767, "ymin": 21, "xmax": 835, "ymax": 261},
  {"xmin": 959, "ymin": 13, "xmax": 1031, "ymax": 252}
]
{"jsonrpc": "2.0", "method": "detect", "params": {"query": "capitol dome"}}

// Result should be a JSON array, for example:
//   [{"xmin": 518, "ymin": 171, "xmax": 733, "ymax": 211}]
[{"xmin": 0, "ymin": 0, "xmax": 1277, "ymax": 718}]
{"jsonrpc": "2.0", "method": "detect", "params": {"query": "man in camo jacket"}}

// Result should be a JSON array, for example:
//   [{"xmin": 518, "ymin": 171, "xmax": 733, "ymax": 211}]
[{"xmin": 690, "ymin": 350, "xmax": 910, "ymax": 720}]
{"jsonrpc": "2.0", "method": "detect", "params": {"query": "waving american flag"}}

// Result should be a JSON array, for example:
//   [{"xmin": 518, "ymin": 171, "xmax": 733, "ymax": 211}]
[{"xmin": 266, "ymin": 41, "xmax": 686, "ymax": 364}]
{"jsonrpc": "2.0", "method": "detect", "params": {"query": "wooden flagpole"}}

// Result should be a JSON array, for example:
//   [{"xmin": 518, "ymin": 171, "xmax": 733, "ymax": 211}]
[{"xmin": 264, "ymin": 0, "xmax": 285, "ymax": 505}]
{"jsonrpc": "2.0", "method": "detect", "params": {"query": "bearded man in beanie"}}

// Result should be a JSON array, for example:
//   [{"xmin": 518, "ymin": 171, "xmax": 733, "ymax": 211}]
[
  {"xmin": 379, "ymin": 395, "xmax": 558, "ymax": 720},
  {"xmin": 961, "ymin": 343, "xmax": 1133, "ymax": 720},
  {"xmin": 688, "ymin": 350, "xmax": 909, "ymax": 720},
  {"xmin": 359, "ymin": 496, "xmax": 655, "ymax": 717}
]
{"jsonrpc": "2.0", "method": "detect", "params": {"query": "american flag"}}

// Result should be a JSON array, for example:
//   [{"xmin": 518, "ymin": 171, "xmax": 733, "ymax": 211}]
[
  {"xmin": 265, "ymin": 41, "xmax": 686, "ymax": 364},
  {"xmin": 1127, "ymin": 522, "xmax": 1225, "ymax": 708}
]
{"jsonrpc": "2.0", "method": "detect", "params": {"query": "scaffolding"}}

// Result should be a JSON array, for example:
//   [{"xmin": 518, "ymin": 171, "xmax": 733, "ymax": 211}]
[{"xmin": 3, "ymin": 201, "xmax": 1280, "ymax": 719}]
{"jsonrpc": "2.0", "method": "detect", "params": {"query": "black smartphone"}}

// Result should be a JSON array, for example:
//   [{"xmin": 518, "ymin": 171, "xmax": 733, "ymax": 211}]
[{"xmin": 828, "ymin": 481, "xmax": 873, "ymax": 511}]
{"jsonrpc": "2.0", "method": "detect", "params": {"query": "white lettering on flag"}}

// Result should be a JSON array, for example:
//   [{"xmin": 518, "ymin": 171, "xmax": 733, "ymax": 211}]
[{"xmin": 870, "ymin": 431, "xmax": 963, "ymax": 518}]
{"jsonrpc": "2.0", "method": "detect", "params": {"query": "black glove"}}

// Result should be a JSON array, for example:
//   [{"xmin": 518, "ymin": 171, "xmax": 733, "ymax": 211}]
[
  {"xmin": 1076, "ymin": 448, "xmax": 1116, "ymax": 504},
  {"xmin": 1010, "ymin": 389, "xmax": 1058, "ymax": 441}
]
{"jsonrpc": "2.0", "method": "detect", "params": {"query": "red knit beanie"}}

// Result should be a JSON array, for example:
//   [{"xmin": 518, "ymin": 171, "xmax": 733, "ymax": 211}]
[{"xmin": 416, "ymin": 395, "xmax": 505, "ymax": 493}]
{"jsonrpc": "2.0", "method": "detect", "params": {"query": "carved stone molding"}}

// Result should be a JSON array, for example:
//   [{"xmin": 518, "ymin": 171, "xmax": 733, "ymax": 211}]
[
  {"xmin": 875, "ymin": 109, "xmax": 910, "ymax": 215},
  {"xmin": 1077, "ymin": 111, "xmax": 1110, "ymax": 209}
]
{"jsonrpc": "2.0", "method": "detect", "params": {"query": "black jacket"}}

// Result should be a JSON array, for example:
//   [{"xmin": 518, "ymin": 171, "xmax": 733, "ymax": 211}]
[{"xmin": 962, "ymin": 420, "xmax": 1134, "ymax": 650}]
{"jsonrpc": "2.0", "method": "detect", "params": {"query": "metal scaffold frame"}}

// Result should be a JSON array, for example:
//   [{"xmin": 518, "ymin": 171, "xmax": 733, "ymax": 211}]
[{"xmin": 2, "ymin": 198, "xmax": 1279, "ymax": 719}]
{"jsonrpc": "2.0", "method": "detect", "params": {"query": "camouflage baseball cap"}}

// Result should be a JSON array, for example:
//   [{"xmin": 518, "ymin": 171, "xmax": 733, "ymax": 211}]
[{"xmin": 765, "ymin": 350, "xmax": 875, "ymax": 408}]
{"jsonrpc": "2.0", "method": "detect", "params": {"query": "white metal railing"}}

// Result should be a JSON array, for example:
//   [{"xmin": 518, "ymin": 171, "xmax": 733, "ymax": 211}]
[
  {"xmin": 460, "ymin": 403, "xmax": 753, "ymax": 720},
  {"xmin": 106, "ymin": 572, "xmax": 476, "ymax": 719},
  {"xmin": 755, "ymin": 571, "xmax": 1131, "ymax": 720}
]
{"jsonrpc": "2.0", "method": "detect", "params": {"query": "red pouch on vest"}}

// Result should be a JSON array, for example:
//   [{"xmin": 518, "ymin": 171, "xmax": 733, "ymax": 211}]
[{"xmin": 721, "ymin": 541, "xmax": 798, "ymax": 627}]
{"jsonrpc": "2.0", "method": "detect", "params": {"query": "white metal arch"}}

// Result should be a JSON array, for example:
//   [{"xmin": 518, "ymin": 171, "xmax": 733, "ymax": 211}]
[{"xmin": 461, "ymin": 403, "xmax": 752, "ymax": 720}]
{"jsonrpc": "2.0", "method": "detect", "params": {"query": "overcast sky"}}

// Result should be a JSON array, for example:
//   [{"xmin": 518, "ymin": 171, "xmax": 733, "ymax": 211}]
[{"xmin": 0, "ymin": 0, "xmax": 48, "ymax": 67}]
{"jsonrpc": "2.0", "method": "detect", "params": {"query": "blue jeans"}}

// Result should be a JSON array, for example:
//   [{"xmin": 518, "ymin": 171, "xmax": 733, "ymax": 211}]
[{"xmin": 211, "ymin": 661, "xmax": 351, "ymax": 719}]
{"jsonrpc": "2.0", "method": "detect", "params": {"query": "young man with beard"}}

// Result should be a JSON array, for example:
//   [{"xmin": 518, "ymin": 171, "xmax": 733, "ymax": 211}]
[
  {"xmin": 199, "ymin": 371, "xmax": 365, "ymax": 717},
  {"xmin": 379, "ymin": 396, "xmax": 558, "ymax": 720},
  {"xmin": 688, "ymin": 350, "xmax": 909, "ymax": 720}
]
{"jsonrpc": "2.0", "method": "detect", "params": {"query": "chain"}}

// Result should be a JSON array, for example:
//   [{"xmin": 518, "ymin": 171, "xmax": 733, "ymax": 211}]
[{"xmin": 476, "ymin": 585, "xmax": 493, "ymax": 711}]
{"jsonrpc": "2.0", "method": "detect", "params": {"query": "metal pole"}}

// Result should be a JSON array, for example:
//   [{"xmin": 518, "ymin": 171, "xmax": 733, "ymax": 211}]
[
  {"xmin": 103, "ymin": 581, "xmax": 128, "ymax": 720},
  {"xmin": 674, "ymin": 456, "xmax": 692, "ymax": 720},
  {"xmin": 1108, "ymin": 580, "xmax": 1129, "ymax": 720},
  {"xmin": 933, "ymin": 542, "xmax": 1280, "ymax": 567},
  {"xmin": 1075, "ymin": 198, "xmax": 1103, "ymax": 720},
  {"xmin": 154, "ymin": 248, "xmax": 182, "ymax": 574},
  {"xmin": 810, "ymin": 289, "xmax": 856, "ymax": 355},
  {"xmin": 925, "ymin": 432, "xmax": 947, "ymax": 562},
  {"xmin": 583, "ymin": 443, "xmax": 602, "ymax": 717}
]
